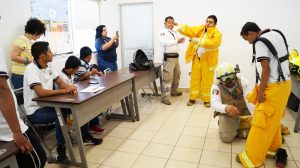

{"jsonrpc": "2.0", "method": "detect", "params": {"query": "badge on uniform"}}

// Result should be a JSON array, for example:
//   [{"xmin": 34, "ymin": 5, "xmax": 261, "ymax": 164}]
[{"xmin": 212, "ymin": 89, "xmax": 219, "ymax": 95}]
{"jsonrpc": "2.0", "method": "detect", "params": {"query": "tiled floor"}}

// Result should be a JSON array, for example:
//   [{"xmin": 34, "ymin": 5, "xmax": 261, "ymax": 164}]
[{"xmin": 45, "ymin": 91, "xmax": 300, "ymax": 168}]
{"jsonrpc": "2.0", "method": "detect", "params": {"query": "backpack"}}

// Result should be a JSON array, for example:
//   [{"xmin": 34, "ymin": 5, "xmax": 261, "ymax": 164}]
[{"xmin": 129, "ymin": 49, "xmax": 154, "ymax": 71}]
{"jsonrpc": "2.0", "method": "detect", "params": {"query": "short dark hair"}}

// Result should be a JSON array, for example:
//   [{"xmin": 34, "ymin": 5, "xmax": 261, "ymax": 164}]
[
  {"xmin": 31, "ymin": 41, "xmax": 49, "ymax": 60},
  {"xmin": 25, "ymin": 18, "xmax": 46, "ymax": 36},
  {"xmin": 240, "ymin": 22, "xmax": 261, "ymax": 36},
  {"xmin": 164, "ymin": 16, "xmax": 174, "ymax": 22},
  {"xmin": 207, "ymin": 15, "xmax": 218, "ymax": 25},
  {"xmin": 95, "ymin": 25, "xmax": 106, "ymax": 39},
  {"xmin": 80, "ymin": 46, "xmax": 92, "ymax": 59},
  {"xmin": 65, "ymin": 56, "xmax": 81, "ymax": 69}
]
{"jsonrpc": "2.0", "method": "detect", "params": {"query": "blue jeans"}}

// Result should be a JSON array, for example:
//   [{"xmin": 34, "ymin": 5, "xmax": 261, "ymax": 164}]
[
  {"xmin": 27, "ymin": 107, "xmax": 65, "ymax": 146},
  {"xmin": 11, "ymin": 74, "xmax": 24, "ymax": 89},
  {"xmin": 98, "ymin": 57, "xmax": 118, "ymax": 72},
  {"xmin": 89, "ymin": 117, "xmax": 100, "ymax": 127}
]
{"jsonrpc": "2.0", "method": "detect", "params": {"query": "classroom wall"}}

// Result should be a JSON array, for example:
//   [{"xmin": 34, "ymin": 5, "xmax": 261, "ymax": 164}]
[
  {"xmin": 99, "ymin": 0, "xmax": 300, "ymax": 88},
  {"xmin": 0, "ymin": 0, "xmax": 31, "ymax": 71},
  {"xmin": 1, "ymin": 0, "xmax": 300, "ymax": 88},
  {"xmin": 0, "ymin": 0, "xmax": 98, "ymax": 74}
]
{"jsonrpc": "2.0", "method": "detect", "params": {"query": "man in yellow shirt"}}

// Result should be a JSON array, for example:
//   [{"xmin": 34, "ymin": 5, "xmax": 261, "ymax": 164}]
[{"xmin": 176, "ymin": 15, "xmax": 222, "ymax": 107}]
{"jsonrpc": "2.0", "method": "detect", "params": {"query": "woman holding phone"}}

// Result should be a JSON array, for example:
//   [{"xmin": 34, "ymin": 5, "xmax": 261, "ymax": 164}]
[{"xmin": 95, "ymin": 25, "xmax": 119, "ymax": 71}]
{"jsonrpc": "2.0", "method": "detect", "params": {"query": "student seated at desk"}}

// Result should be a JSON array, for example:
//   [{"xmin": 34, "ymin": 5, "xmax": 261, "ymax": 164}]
[
  {"xmin": 57, "ymin": 56, "xmax": 103, "ymax": 145},
  {"xmin": 74, "ymin": 46, "xmax": 105, "ymax": 134},
  {"xmin": 23, "ymin": 41, "xmax": 77, "ymax": 164},
  {"xmin": 0, "ymin": 55, "xmax": 46, "ymax": 168},
  {"xmin": 74, "ymin": 46, "xmax": 103, "ymax": 81}
]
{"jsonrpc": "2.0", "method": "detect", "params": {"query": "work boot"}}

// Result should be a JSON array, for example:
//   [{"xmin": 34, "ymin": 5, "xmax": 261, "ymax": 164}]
[
  {"xmin": 56, "ymin": 145, "xmax": 70, "ymax": 164},
  {"xmin": 266, "ymin": 150, "xmax": 277, "ymax": 159},
  {"xmin": 276, "ymin": 148, "xmax": 288, "ymax": 168},
  {"xmin": 204, "ymin": 102, "xmax": 211, "ymax": 107},
  {"xmin": 171, "ymin": 90, "xmax": 182, "ymax": 97},
  {"xmin": 161, "ymin": 98, "xmax": 171, "ymax": 105},
  {"xmin": 187, "ymin": 100, "xmax": 195, "ymax": 106}
]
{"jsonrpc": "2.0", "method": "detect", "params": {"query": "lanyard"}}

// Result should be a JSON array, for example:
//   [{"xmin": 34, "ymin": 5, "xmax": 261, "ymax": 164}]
[{"xmin": 168, "ymin": 30, "xmax": 175, "ymax": 40}]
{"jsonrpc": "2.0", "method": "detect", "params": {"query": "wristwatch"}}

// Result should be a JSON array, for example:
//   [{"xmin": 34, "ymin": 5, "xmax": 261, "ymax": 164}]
[{"xmin": 23, "ymin": 58, "xmax": 29, "ymax": 65}]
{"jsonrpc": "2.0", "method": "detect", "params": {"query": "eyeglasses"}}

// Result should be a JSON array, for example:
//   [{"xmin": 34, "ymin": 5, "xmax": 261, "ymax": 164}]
[{"xmin": 218, "ymin": 73, "xmax": 237, "ymax": 83}]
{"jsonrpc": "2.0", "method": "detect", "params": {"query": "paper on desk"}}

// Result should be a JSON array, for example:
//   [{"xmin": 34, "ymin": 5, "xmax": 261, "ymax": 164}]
[{"xmin": 79, "ymin": 85, "xmax": 105, "ymax": 93}]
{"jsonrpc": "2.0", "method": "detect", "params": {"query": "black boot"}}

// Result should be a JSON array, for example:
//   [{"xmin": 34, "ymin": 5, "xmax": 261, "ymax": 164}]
[
  {"xmin": 56, "ymin": 145, "xmax": 70, "ymax": 164},
  {"xmin": 276, "ymin": 148, "xmax": 287, "ymax": 168}
]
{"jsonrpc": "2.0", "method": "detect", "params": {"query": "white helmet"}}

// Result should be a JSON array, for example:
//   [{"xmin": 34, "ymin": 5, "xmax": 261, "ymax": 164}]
[{"xmin": 216, "ymin": 63, "xmax": 240, "ymax": 83}]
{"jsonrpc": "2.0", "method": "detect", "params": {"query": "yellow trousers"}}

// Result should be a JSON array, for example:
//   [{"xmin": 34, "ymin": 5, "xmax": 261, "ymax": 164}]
[
  {"xmin": 190, "ymin": 54, "xmax": 215, "ymax": 102},
  {"xmin": 239, "ymin": 80, "xmax": 291, "ymax": 168}
]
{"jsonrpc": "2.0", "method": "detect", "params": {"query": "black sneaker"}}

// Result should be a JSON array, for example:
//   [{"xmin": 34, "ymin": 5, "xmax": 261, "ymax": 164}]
[
  {"xmin": 83, "ymin": 134, "xmax": 103, "ymax": 145},
  {"xmin": 276, "ymin": 148, "xmax": 288, "ymax": 168},
  {"xmin": 56, "ymin": 145, "xmax": 70, "ymax": 164}
]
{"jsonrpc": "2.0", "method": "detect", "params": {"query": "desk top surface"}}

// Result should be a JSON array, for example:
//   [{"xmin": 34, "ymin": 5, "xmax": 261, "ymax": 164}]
[
  {"xmin": 34, "ymin": 71, "xmax": 134, "ymax": 104},
  {"xmin": 0, "ymin": 141, "xmax": 18, "ymax": 162}
]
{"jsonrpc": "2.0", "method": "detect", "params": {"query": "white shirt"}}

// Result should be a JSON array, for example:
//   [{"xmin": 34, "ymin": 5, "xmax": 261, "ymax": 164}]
[
  {"xmin": 23, "ymin": 61, "xmax": 59, "ymax": 115},
  {"xmin": 211, "ymin": 76, "xmax": 254, "ymax": 114},
  {"xmin": 0, "ymin": 57, "xmax": 28, "ymax": 141},
  {"xmin": 255, "ymin": 30, "xmax": 291, "ymax": 83},
  {"xmin": 57, "ymin": 69, "xmax": 73, "ymax": 87},
  {"xmin": 159, "ymin": 28, "xmax": 181, "ymax": 54}
]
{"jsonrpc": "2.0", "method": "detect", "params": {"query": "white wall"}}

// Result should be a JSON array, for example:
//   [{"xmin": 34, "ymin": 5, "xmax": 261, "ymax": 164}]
[
  {"xmin": 99, "ymin": 0, "xmax": 300, "ymax": 88},
  {"xmin": 0, "ymin": 0, "xmax": 31, "ymax": 71},
  {"xmin": 0, "ymin": 0, "xmax": 98, "ymax": 74},
  {"xmin": 1, "ymin": 0, "xmax": 300, "ymax": 88}
]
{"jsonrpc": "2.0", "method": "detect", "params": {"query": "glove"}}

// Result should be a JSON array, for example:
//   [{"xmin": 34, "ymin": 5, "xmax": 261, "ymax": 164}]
[
  {"xmin": 197, "ymin": 47, "xmax": 206, "ymax": 59},
  {"xmin": 191, "ymin": 37, "xmax": 200, "ymax": 44},
  {"xmin": 174, "ymin": 24, "xmax": 182, "ymax": 32}
]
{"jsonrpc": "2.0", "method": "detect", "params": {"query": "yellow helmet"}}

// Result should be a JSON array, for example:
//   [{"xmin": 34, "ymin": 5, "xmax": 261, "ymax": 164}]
[
  {"xmin": 216, "ymin": 63, "xmax": 240, "ymax": 83},
  {"xmin": 289, "ymin": 56, "xmax": 300, "ymax": 74},
  {"xmin": 289, "ymin": 49, "xmax": 299, "ymax": 60}
]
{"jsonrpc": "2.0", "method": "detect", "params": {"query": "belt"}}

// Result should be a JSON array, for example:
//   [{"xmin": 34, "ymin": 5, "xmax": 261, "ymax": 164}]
[{"xmin": 164, "ymin": 53, "xmax": 179, "ymax": 57}]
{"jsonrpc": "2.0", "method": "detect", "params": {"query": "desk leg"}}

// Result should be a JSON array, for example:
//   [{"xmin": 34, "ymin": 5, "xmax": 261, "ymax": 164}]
[
  {"xmin": 132, "ymin": 79, "xmax": 139, "ymax": 121},
  {"xmin": 71, "ymin": 108, "xmax": 88, "ymax": 168},
  {"xmin": 159, "ymin": 75, "xmax": 163, "ymax": 96},
  {"xmin": 121, "ymin": 99, "xmax": 128, "ymax": 117},
  {"xmin": 55, "ymin": 108, "xmax": 78, "ymax": 166},
  {"xmin": 125, "ymin": 96, "xmax": 135, "ymax": 122},
  {"xmin": 153, "ymin": 80, "xmax": 159, "ymax": 97}
]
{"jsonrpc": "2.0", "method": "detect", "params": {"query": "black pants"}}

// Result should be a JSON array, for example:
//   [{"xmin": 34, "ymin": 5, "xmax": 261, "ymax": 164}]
[{"xmin": 15, "ymin": 129, "xmax": 46, "ymax": 168}]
